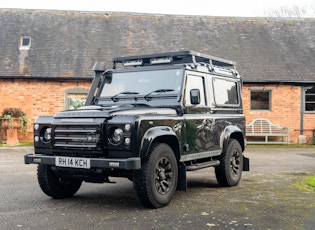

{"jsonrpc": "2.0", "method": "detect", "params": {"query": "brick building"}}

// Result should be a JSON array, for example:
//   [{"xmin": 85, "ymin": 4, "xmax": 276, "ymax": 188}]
[{"xmin": 0, "ymin": 9, "xmax": 314, "ymax": 143}]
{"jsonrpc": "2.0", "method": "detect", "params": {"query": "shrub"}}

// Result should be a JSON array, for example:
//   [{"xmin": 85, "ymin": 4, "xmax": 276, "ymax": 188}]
[{"xmin": 1, "ymin": 108, "xmax": 28, "ymax": 132}]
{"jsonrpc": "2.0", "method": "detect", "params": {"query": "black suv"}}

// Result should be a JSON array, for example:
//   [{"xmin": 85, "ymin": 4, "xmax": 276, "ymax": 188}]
[{"xmin": 25, "ymin": 51, "xmax": 249, "ymax": 208}]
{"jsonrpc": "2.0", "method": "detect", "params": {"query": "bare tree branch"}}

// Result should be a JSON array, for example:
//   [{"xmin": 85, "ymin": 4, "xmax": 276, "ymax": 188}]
[{"xmin": 264, "ymin": 3, "xmax": 315, "ymax": 18}]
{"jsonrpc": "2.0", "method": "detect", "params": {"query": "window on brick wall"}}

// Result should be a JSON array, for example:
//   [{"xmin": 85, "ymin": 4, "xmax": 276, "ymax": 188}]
[
  {"xmin": 65, "ymin": 89, "xmax": 88, "ymax": 110},
  {"xmin": 305, "ymin": 86, "xmax": 315, "ymax": 112},
  {"xmin": 250, "ymin": 90, "xmax": 271, "ymax": 111}
]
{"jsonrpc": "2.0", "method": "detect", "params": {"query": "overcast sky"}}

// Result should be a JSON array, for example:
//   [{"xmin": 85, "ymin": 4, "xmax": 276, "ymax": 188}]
[{"xmin": 0, "ymin": 0, "xmax": 314, "ymax": 17}]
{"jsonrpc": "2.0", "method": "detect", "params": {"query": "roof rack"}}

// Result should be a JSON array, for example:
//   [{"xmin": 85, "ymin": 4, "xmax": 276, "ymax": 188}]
[{"xmin": 112, "ymin": 50, "xmax": 236, "ymax": 69}]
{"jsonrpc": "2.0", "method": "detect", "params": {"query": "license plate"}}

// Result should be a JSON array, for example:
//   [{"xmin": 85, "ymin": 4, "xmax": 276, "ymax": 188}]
[{"xmin": 55, "ymin": 156, "xmax": 91, "ymax": 169}]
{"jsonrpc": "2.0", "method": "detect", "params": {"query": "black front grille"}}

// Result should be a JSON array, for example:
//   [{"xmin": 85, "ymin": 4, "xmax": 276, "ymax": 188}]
[{"xmin": 53, "ymin": 125, "xmax": 102, "ymax": 150}]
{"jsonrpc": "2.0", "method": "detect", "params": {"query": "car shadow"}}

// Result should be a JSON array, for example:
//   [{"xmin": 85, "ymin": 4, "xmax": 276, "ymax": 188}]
[{"xmin": 40, "ymin": 173, "xmax": 222, "ymax": 209}]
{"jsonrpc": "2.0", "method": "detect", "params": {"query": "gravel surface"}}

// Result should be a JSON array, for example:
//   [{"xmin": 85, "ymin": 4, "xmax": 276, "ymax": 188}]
[{"xmin": 0, "ymin": 146, "xmax": 314, "ymax": 229}]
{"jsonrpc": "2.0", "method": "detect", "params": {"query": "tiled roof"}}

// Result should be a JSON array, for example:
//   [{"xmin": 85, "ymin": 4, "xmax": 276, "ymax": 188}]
[{"xmin": 0, "ymin": 9, "xmax": 314, "ymax": 82}]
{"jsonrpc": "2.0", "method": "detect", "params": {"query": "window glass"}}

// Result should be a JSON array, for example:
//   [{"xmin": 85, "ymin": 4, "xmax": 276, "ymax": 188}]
[
  {"xmin": 250, "ymin": 90, "xmax": 271, "ymax": 110},
  {"xmin": 305, "ymin": 86, "xmax": 315, "ymax": 111},
  {"xmin": 65, "ymin": 90, "xmax": 88, "ymax": 110},
  {"xmin": 185, "ymin": 75, "xmax": 206, "ymax": 106},
  {"xmin": 100, "ymin": 69, "xmax": 183, "ymax": 97},
  {"xmin": 22, "ymin": 37, "xmax": 31, "ymax": 46},
  {"xmin": 20, "ymin": 36, "xmax": 31, "ymax": 49},
  {"xmin": 213, "ymin": 78, "xmax": 238, "ymax": 106}
]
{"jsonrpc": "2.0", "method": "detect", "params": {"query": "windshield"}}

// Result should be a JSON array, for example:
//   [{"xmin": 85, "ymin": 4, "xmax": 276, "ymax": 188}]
[{"xmin": 99, "ymin": 68, "xmax": 184, "ymax": 100}]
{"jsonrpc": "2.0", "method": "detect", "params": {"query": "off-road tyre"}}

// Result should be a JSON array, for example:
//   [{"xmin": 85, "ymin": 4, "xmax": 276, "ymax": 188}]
[
  {"xmin": 37, "ymin": 164, "xmax": 82, "ymax": 199},
  {"xmin": 133, "ymin": 143, "xmax": 178, "ymax": 208},
  {"xmin": 215, "ymin": 139, "xmax": 243, "ymax": 187}
]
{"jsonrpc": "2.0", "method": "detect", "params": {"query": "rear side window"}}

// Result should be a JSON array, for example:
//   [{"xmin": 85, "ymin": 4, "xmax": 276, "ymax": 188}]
[{"xmin": 213, "ymin": 78, "xmax": 239, "ymax": 106}]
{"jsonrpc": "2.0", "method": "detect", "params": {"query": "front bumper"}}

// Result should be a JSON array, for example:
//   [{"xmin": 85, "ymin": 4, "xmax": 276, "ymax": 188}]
[{"xmin": 24, "ymin": 154, "xmax": 141, "ymax": 170}]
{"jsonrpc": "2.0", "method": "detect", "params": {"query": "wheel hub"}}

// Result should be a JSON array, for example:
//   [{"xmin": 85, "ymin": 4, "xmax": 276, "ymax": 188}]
[
  {"xmin": 231, "ymin": 150, "xmax": 240, "ymax": 175},
  {"xmin": 158, "ymin": 168, "xmax": 166, "ymax": 180},
  {"xmin": 155, "ymin": 157, "xmax": 172, "ymax": 195}
]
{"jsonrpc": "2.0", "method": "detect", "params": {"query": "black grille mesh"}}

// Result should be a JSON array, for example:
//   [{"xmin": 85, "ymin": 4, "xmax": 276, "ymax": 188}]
[{"xmin": 53, "ymin": 125, "xmax": 101, "ymax": 149}]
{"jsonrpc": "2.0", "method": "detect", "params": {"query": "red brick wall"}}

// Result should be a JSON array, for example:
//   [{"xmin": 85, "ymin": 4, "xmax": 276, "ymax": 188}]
[
  {"xmin": 1, "ymin": 79, "xmax": 314, "ymax": 144},
  {"xmin": 243, "ymin": 83, "xmax": 315, "ymax": 144},
  {"xmin": 0, "ymin": 78, "xmax": 91, "ymax": 142},
  {"xmin": 304, "ymin": 114, "xmax": 315, "ymax": 143}
]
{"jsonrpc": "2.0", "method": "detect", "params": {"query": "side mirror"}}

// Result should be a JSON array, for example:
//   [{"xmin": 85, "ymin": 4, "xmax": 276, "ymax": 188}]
[{"xmin": 190, "ymin": 89, "xmax": 200, "ymax": 105}]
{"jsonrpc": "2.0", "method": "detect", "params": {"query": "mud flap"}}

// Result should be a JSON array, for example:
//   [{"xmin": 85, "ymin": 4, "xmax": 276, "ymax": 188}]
[
  {"xmin": 243, "ymin": 156, "xmax": 250, "ymax": 171},
  {"xmin": 177, "ymin": 162, "xmax": 187, "ymax": 191}
]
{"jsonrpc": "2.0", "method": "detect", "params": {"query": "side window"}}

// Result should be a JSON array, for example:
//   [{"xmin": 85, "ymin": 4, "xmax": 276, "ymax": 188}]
[
  {"xmin": 213, "ymin": 78, "xmax": 239, "ymax": 106},
  {"xmin": 305, "ymin": 85, "xmax": 315, "ymax": 112},
  {"xmin": 185, "ymin": 75, "xmax": 206, "ymax": 106}
]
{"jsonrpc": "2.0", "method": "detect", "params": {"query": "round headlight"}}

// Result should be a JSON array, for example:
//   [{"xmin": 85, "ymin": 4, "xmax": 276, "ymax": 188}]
[
  {"xmin": 109, "ymin": 127, "xmax": 124, "ymax": 145},
  {"xmin": 40, "ymin": 127, "xmax": 52, "ymax": 143},
  {"xmin": 44, "ymin": 128, "xmax": 52, "ymax": 141}
]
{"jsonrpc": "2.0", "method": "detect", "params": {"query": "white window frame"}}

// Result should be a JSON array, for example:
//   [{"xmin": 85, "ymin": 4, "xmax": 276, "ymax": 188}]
[
  {"xmin": 65, "ymin": 89, "xmax": 89, "ymax": 110},
  {"xmin": 19, "ymin": 36, "xmax": 31, "ymax": 50}
]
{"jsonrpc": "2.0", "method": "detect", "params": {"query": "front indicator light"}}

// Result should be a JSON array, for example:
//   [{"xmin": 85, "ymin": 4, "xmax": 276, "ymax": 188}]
[
  {"xmin": 125, "ymin": 137, "xmax": 131, "ymax": 145},
  {"xmin": 124, "ymin": 124, "xmax": 131, "ymax": 131},
  {"xmin": 34, "ymin": 124, "xmax": 39, "ymax": 131}
]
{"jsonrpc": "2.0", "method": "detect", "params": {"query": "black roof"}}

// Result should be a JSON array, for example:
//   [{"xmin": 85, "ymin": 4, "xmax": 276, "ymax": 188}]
[{"xmin": 0, "ymin": 9, "xmax": 314, "ymax": 83}]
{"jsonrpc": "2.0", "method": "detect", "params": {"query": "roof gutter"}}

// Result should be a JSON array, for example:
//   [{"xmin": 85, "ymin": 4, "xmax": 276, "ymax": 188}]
[{"xmin": 243, "ymin": 80, "xmax": 315, "ymax": 84}]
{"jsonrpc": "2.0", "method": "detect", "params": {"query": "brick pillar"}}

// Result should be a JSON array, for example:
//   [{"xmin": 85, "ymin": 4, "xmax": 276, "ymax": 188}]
[{"xmin": 6, "ymin": 128, "xmax": 19, "ymax": 145}]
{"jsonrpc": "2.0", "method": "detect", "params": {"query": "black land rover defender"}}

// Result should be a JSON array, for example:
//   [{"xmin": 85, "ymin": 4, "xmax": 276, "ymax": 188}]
[{"xmin": 25, "ymin": 51, "xmax": 249, "ymax": 208}]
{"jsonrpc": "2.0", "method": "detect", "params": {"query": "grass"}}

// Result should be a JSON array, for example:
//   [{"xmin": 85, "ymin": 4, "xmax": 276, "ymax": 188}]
[
  {"xmin": 296, "ymin": 175, "xmax": 315, "ymax": 191},
  {"xmin": 0, "ymin": 142, "xmax": 33, "ymax": 147},
  {"xmin": 305, "ymin": 176, "xmax": 315, "ymax": 188}
]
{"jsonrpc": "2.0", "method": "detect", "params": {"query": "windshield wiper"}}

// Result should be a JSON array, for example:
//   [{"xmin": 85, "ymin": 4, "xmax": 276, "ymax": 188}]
[
  {"xmin": 111, "ymin": 91, "xmax": 139, "ymax": 102},
  {"xmin": 144, "ymin": 89, "xmax": 175, "ymax": 101}
]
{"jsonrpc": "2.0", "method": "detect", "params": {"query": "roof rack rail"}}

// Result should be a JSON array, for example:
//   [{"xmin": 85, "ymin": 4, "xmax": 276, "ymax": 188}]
[{"xmin": 112, "ymin": 50, "xmax": 236, "ymax": 69}]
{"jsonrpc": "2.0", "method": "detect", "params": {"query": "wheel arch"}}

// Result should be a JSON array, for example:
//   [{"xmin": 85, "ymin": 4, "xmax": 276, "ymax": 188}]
[
  {"xmin": 140, "ymin": 126, "xmax": 180, "ymax": 162},
  {"xmin": 220, "ymin": 125, "xmax": 245, "ymax": 153}
]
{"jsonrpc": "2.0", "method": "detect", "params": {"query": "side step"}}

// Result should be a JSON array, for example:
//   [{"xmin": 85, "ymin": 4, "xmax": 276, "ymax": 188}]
[{"xmin": 186, "ymin": 160, "xmax": 220, "ymax": 171}]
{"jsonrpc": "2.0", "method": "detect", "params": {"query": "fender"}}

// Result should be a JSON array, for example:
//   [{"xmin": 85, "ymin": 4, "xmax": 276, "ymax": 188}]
[
  {"xmin": 140, "ymin": 126, "xmax": 179, "ymax": 158},
  {"xmin": 220, "ymin": 125, "xmax": 245, "ymax": 153}
]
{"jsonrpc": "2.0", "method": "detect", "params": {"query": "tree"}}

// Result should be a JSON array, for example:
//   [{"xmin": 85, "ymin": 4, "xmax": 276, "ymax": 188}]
[{"xmin": 264, "ymin": 1, "xmax": 315, "ymax": 18}]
